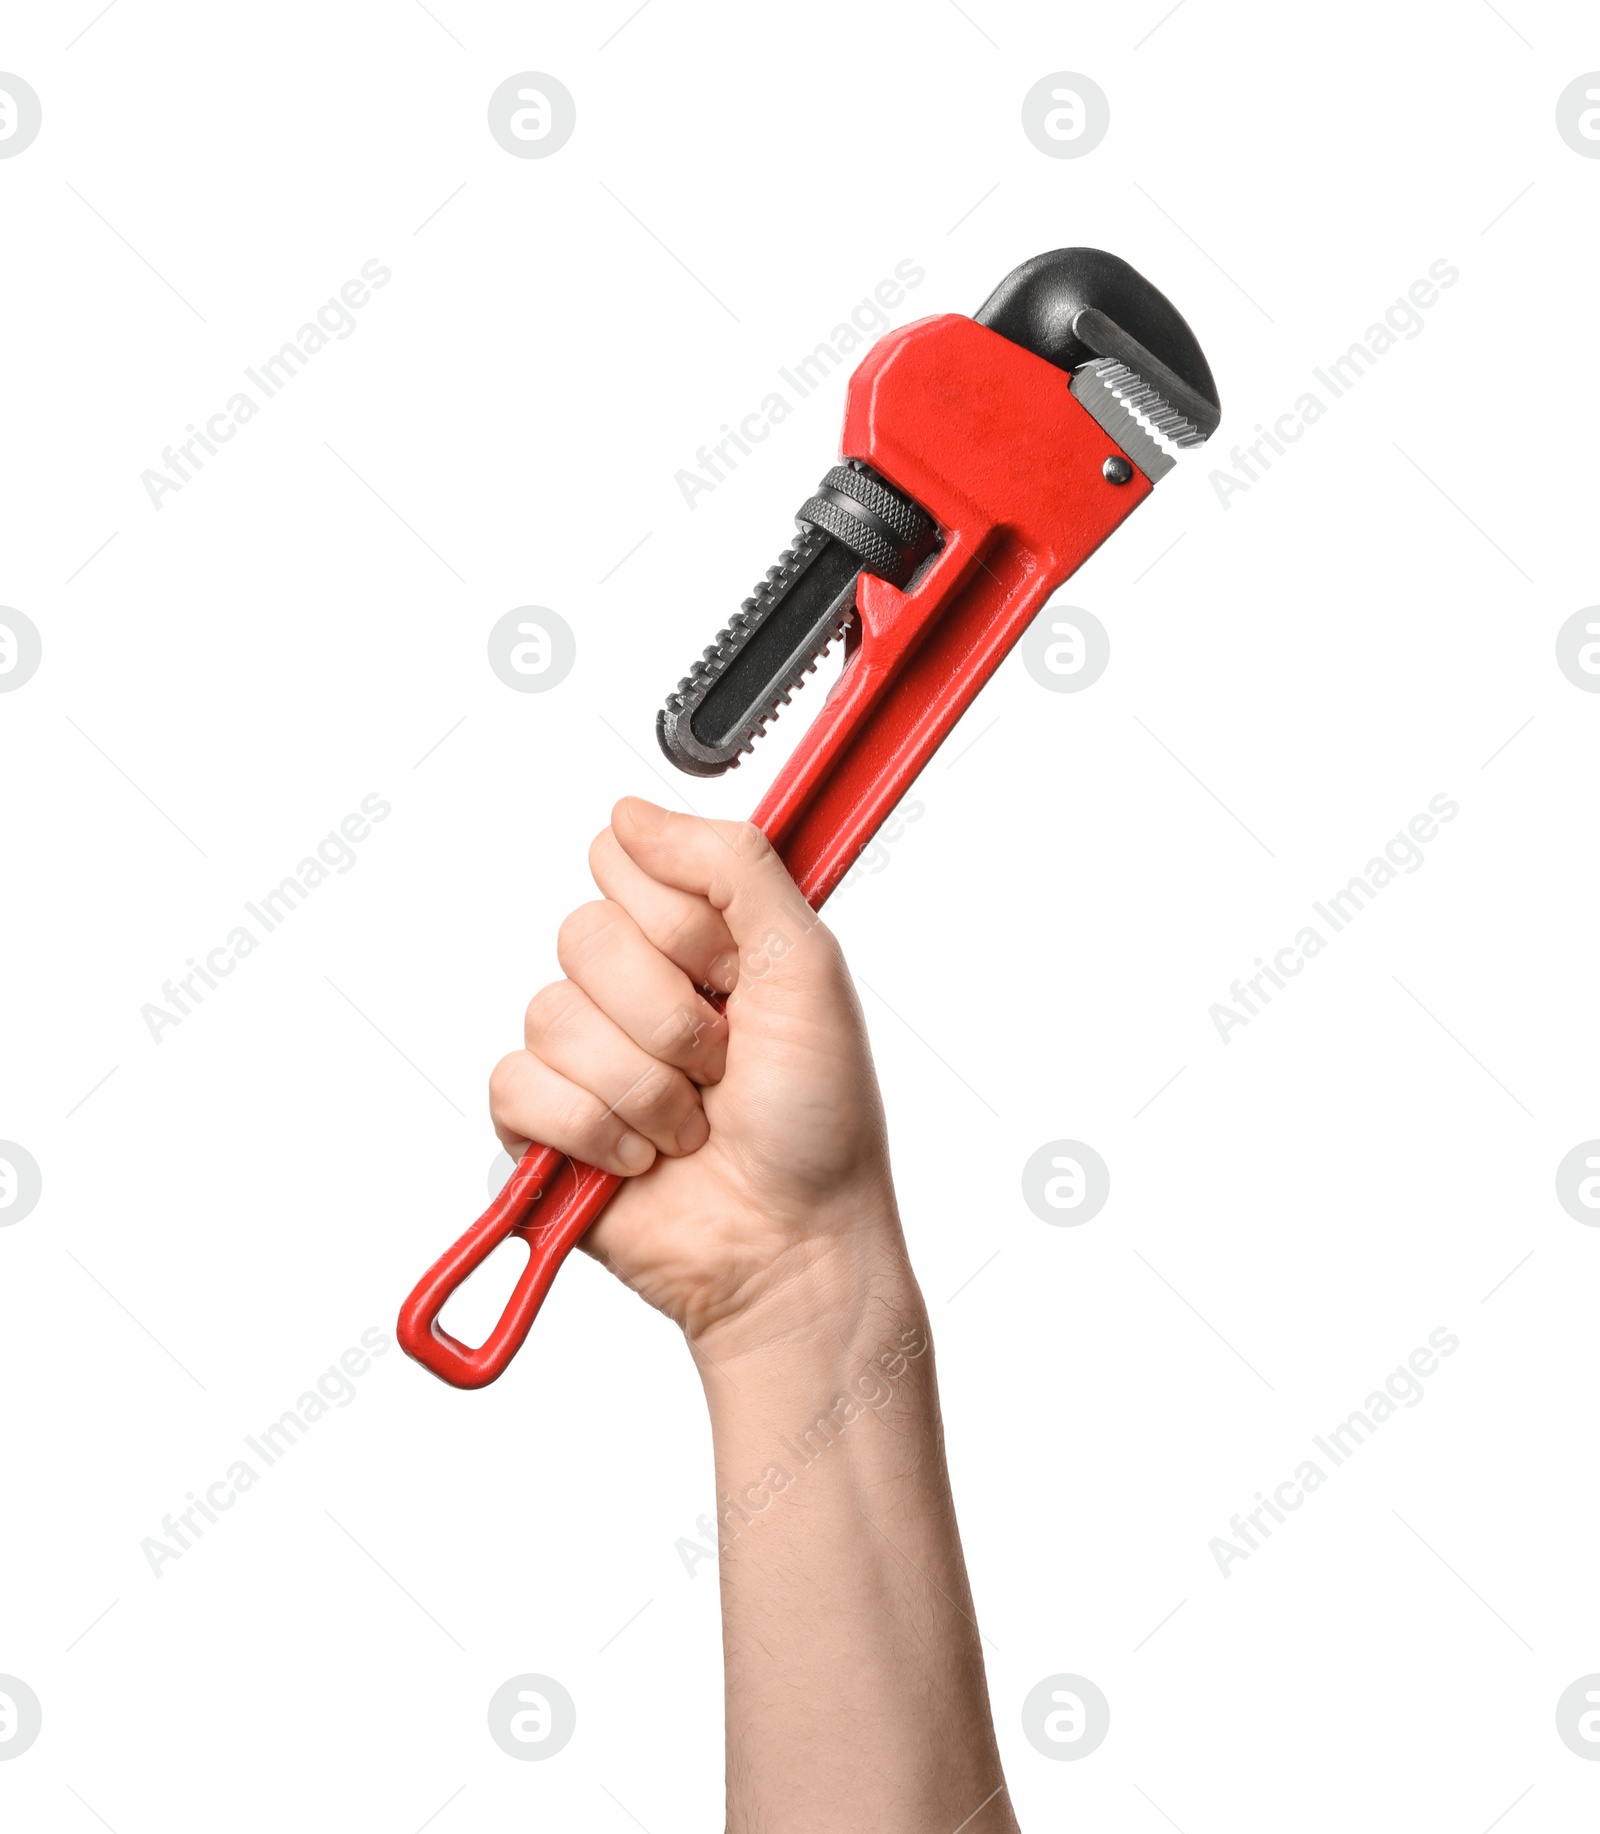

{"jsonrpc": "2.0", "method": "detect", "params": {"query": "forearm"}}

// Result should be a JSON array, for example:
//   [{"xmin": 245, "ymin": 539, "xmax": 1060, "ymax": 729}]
[{"xmin": 694, "ymin": 1241, "xmax": 1017, "ymax": 1834}]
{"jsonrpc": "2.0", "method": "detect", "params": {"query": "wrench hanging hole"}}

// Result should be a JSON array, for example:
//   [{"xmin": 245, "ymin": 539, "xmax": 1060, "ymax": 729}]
[{"xmin": 437, "ymin": 1234, "xmax": 532, "ymax": 1351}]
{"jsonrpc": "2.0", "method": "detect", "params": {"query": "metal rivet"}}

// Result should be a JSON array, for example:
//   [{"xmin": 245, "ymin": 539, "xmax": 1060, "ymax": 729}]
[{"xmin": 1102, "ymin": 456, "xmax": 1134, "ymax": 485}]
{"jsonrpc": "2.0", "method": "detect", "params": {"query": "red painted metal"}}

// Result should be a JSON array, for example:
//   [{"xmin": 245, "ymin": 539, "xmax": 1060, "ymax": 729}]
[{"xmin": 398, "ymin": 313, "xmax": 1154, "ymax": 1387}]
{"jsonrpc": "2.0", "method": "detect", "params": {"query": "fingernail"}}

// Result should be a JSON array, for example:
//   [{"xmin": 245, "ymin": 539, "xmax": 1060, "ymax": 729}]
[
  {"xmin": 616, "ymin": 1131, "xmax": 655, "ymax": 1172},
  {"xmin": 674, "ymin": 1108, "xmax": 709, "ymax": 1154}
]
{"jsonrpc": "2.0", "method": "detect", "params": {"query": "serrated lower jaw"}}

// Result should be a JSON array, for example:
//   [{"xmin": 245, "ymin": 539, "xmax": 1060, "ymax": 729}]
[
  {"xmin": 658, "ymin": 616, "xmax": 850, "ymax": 776},
  {"xmin": 1069, "ymin": 357, "xmax": 1200, "ymax": 482},
  {"xmin": 658, "ymin": 529, "xmax": 864, "ymax": 776}
]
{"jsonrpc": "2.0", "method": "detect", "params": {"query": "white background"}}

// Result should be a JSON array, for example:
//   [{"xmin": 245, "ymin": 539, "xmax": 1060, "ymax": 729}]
[{"xmin": 2, "ymin": 1, "xmax": 1597, "ymax": 1827}]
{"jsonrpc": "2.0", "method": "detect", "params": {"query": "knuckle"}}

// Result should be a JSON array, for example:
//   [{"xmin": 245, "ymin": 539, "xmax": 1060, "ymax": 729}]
[
  {"xmin": 652, "ymin": 1003, "xmax": 714, "ymax": 1060},
  {"xmin": 730, "ymin": 820, "xmax": 772, "ymax": 866},
  {"xmin": 556, "ymin": 900, "xmax": 614, "ymax": 972},
  {"xmin": 487, "ymin": 1051, "xmax": 527, "ymax": 1114},
  {"xmin": 557, "ymin": 1089, "xmax": 613, "ymax": 1152},
  {"xmin": 625, "ymin": 1062, "xmax": 681, "ymax": 1120},
  {"xmin": 523, "ymin": 979, "xmax": 580, "ymax": 1047},
  {"xmin": 662, "ymin": 907, "xmax": 709, "ymax": 966}
]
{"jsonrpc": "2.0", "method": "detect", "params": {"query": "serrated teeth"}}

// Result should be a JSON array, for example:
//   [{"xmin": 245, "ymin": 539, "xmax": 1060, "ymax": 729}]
[
  {"xmin": 657, "ymin": 521, "xmax": 862, "ymax": 775},
  {"xmin": 1081, "ymin": 357, "xmax": 1205, "ymax": 449}
]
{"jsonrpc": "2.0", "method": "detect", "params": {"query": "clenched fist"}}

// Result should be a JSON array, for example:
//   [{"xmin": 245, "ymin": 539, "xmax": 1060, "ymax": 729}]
[{"xmin": 489, "ymin": 798, "xmax": 911, "ymax": 1360}]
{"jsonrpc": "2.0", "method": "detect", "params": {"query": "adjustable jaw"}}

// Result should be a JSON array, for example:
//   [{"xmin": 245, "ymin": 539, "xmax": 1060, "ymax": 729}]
[
  {"xmin": 659, "ymin": 249, "xmax": 1222, "ymax": 908},
  {"xmin": 752, "ymin": 312, "xmax": 1158, "ymax": 904},
  {"xmin": 658, "ymin": 249, "xmax": 1220, "ymax": 905}
]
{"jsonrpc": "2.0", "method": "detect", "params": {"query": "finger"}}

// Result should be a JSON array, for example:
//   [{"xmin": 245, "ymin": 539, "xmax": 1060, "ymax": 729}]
[
  {"xmin": 522, "ymin": 979, "xmax": 709, "ymax": 1156},
  {"xmin": 488, "ymin": 1048, "xmax": 659, "ymax": 1178},
  {"xmin": 556, "ymin": 899, "xmax": 727, "ymax": 1083},
  {"xmin": 609, "ymin": 799, "xmax": 817, "ymax": 960},
  {"xmin": 588, "ymin": 826, "xmax": 738, "ymax": 993}
]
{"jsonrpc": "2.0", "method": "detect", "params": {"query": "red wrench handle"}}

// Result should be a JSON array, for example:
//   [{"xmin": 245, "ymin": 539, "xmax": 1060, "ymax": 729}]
[
  {"xmin": 397, "ymin": 1147, "xmax": 621, "ymax": 1388},
  {"xmin": 395, "ymin": 541, "xmax": 1118, "ymax": 1387},
  {"xmin": 398, "ymin": 314, "xmax": 1152, "ymax": 1387}
]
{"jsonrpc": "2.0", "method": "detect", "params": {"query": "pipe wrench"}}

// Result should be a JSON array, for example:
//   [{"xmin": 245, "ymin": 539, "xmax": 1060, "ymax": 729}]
[{"xmin": 399, "ymin": 248, "xmax": 1221, "ymax": 1387}]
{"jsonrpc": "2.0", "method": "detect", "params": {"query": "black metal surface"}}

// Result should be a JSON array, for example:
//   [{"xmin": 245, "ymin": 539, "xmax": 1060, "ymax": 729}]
[
  {"xmin": 974, "ymin": 247, "xmax": 1220, "ymax": 434},
  {"xmin": 655, "ymin": 465, "xmax": 934, "ymax": 777}
]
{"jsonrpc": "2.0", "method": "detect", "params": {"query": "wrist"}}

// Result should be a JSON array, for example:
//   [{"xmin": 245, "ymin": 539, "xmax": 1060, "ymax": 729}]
[
  {"xmin": 692, "ymin": 1248, "xmax": 939, "ymax": 1554},
  {"xmin": 687, "ymin": 1221, "xmax": 926, "ymax": 1405}
]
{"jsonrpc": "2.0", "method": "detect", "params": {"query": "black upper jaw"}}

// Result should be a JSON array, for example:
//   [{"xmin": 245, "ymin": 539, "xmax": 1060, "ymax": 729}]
[{"xmin": 974, "ymin": 247, "xmax": 1220, "ymax": 437}]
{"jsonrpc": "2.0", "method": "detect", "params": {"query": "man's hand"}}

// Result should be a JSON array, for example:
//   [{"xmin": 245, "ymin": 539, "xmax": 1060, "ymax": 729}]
[{"xmin": 488, "ymin": 797, "xmax": 907, "ymax": 1358}]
